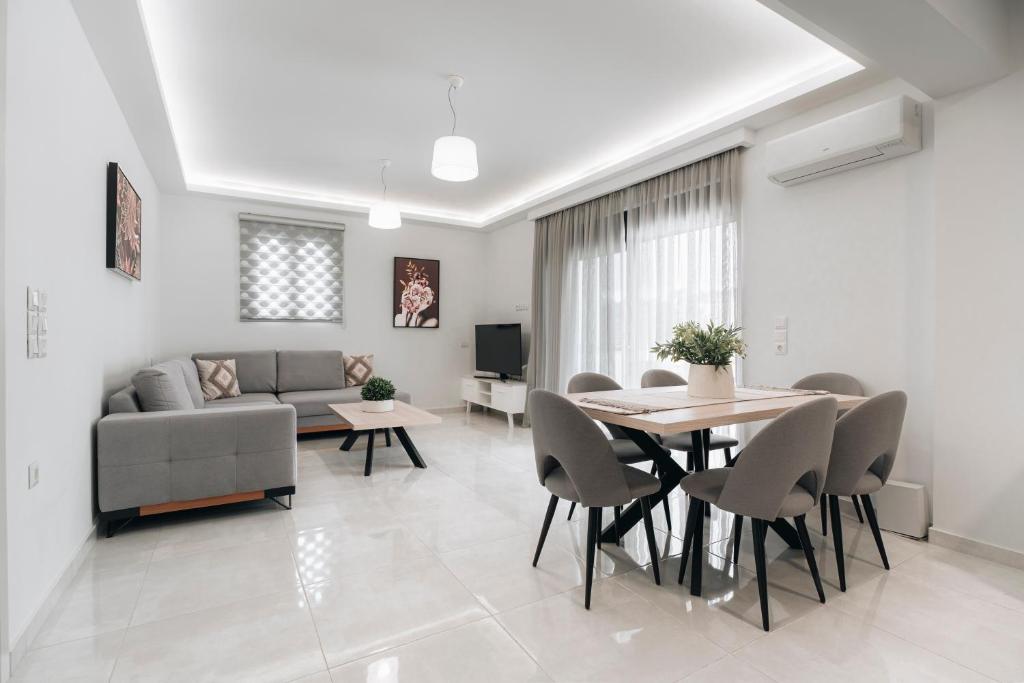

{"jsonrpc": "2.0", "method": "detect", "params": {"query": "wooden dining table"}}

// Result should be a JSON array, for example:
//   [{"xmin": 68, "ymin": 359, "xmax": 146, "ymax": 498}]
[{"xmin": 566, "ymin": 386, "xmax": 867, "ymax": 550}]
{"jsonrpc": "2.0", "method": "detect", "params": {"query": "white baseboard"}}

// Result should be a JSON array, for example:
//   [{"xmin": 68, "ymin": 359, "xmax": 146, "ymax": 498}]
[
  {"xmin": 9, "ymin": 524, "xmax": 97, "ymax": 675},
  {"xmin": 928, "ymin": 526, "xmax": 1024, "ymax": 571}
]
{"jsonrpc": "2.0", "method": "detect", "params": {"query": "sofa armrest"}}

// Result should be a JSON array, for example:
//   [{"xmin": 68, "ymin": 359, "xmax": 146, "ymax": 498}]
[{"xmin": 97, "ymin": 404, "xmax": 297, "ymax": 512}]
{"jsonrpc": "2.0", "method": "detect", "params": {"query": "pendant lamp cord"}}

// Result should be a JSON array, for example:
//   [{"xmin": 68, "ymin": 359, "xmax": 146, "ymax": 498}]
[
  {"xmin": 448, "ymin": 83, "xmax": 457, "ymax": 136},
  {"xmin": 380, "ymin": 164, "xmax": 388, "ymax": 201}
]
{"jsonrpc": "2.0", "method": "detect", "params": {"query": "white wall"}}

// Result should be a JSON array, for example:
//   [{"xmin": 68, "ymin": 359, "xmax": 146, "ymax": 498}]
[
  {"xmin": 157, "ymin": 194, "xmax": 487, "ymax": 408},
  {"xmin": 481, "ymin": 219, "xmax": 534, "ymax": 358},
  {"xmin": 740, "ymin": 79, "xmax": 936, "ymax": 487},
  {"xmin": 931, "ymin": 66, "xmax": 1024, "ymax": 553},
  {"xmin": 3, "ymin": 0, "xmax": 161, "ymax": 645}
]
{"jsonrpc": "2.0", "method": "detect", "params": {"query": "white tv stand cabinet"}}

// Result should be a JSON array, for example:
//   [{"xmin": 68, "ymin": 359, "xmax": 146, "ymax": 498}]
[{"xmin": 461, "ymin": 376, "xmax": 527, "ymax": 428}]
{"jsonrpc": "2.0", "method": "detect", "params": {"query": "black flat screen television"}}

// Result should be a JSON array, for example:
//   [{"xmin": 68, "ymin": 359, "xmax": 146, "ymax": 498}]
[{"xmin": 475, "ymin": 324, "xmax": 522, "ymax": 379}]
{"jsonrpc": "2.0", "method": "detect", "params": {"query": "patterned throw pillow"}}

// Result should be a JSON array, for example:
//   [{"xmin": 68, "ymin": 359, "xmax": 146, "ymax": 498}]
[
  {"xmin": 195, "ymin": 359, "xmax": 242, "ymax": 400},
  {"xmin": 344, "ymin": 354, "xmax": 374, "ymax": 387}
]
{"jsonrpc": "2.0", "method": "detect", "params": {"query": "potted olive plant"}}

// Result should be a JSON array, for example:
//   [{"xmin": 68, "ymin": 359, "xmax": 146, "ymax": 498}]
[
  {"xmin": 651, "ymin": 321, "xmax": 747, "ymax": 399},
  {"xmin": 360, "ymin": 376, "xmax": 396, "ymax": 413}
]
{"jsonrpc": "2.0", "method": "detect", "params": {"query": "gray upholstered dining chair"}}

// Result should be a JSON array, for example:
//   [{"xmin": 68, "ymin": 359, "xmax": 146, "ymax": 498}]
[
  {"xmin": 822, "ymin": 390, "xmax": 907, "ymax": 591},
  {"xmin": 792, "ymin": 372, "xmax": 867, "ymax": 533},
  {"xmin": 565, "ymin": 372, "xmax": 673, "ymax": 530},
  {"xmin": 678, "ymin": 397, "xmax": 838, "ymax": 631},
  {"xmin": 640, "ymin": 369, "xmax": 740, "ymax": 468},
  {"xmin": 529, "ymin": 389, "xmax": 662, "ymax": 609}
]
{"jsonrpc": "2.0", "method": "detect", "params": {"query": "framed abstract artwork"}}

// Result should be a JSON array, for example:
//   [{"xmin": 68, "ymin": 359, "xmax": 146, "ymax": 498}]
[
  {"xmin": 106, "ymin": 162, "xmax": 142, "ymax": 280},
  {"xmin": 393, "ymin": 257, "xmax": 439, "ymax": 328}
]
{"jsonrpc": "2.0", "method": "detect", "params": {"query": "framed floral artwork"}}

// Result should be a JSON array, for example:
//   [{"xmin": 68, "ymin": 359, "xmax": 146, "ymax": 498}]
[
  {"xmin": 106, "ymin": 162, "xmax": 142, "ymax": 280},
  {"xmin": 393, "ymin": 257, "xmax": 439, "ymax": 328}
]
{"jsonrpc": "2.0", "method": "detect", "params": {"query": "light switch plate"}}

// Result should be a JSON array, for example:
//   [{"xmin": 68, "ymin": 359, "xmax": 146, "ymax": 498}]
[
  {"xmin": 514, "ymin": 304, "xmax": 529, "ymax": 312},
  {"xmin": 774, "ymin": 316, "xmax": 788, "ymax": 329},
  {"xmin": 28, "ymin": 462, "xmax": 39, "ymax": 489}
]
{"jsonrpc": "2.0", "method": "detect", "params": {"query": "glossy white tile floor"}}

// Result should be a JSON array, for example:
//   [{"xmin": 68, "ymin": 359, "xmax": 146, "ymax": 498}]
[{"xmin": 16, "ymin": 412, "xmax": 1024, "ymax": 682}]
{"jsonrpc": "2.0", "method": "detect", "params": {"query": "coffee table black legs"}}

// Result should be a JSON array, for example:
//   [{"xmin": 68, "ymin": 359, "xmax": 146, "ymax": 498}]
[
  {"xmin": 363, "ymin": 429, "xmax": 375, "ymax": 476},
  {"xmin": 339, "ymin": 430, "xmax": 360, "ymax": 452},
  {"xmin": 393, "ymin": 427, "xmax": 427, "ymax": 469},
  {"xmin": 340, "ymin": 427, "xmax": 427, "ymax": 476}
]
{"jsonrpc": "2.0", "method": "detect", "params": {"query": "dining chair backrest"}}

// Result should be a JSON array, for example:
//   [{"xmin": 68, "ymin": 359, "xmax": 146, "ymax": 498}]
[
  {"xmin": 717, "ymin": 397, "xmax": 838, "ymax": 520},
  {"xmin": 824, "ymin": 390, "xmax": 907, "ymax": 494},
  {"xmin": 528, "ymin": 389, "xmax": 630, "ymax": 507},
  {"xmin": 566, "ymin": 372, "xmax": 630, "ymax": 440},
  {"xmin": 793, "ymin": 372, "xmax": 864, "ymax": 397},
  {"xmin": 640, "ymin": 369, "xmax": 687, "ymax": 388}
]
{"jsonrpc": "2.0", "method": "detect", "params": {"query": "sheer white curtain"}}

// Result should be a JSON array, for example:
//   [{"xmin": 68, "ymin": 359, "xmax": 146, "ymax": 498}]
[
  {"xmin": 526, "ymin": 149, "xmax": 740, "ymax": 395},
  {"xmin": 621, "ymin": 148, "xmax": 740, "ymax": 385}
]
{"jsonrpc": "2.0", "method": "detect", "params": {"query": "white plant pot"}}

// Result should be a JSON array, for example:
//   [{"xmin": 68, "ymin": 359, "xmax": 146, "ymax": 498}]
[
  {"xmin": 361, "ymin": 399, "xmax": 394, "ymax": 413},
  {"xmin": 687, "ymin": 364, "xmax": 736, "ymax": 399}
]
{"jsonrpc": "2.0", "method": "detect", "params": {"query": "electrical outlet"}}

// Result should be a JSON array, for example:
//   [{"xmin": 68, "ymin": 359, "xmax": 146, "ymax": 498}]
[
  {"xmin": 28, "ymin": 462, "xmax": 39, "ymax": 489},
  {"xmin": 775, "ymin": 341, "xmax": 788, "ymax": 355}
]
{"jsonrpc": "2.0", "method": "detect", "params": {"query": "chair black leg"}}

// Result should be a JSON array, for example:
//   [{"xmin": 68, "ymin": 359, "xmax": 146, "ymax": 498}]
[
  {"xmin": 751, "ymin": 518, "xmax": 771, "ymax": 631},
  {"xmin": 384, "ymin": 428, "xmax": 392, "ymax": 448},
  {"xmin": 851, "ymin": 495, "xmax": 864, "ymax": 523},
  {"xmin": 820, "ymin": 494, "xmax": 828, "ymax": 536},
  {"xmin": 724, "ymin": 447, "xmax": 734, "ymax": 466},
  {"xmin": 640, "ymin": 496, "xmax": 661, "ymax": 585},
  {"xmin": 613, "ymin": 506, "xmax": 622, "ymax": 546},
  {"xmin": 690, "ymin": 498, "xmax": 705, "ymax": 596},
  {"xmin": 585, "ymin": 507, "xmax": 599, "ymax": 610},
  {"xmin": 860, "ymin": 495, "xmax": 890, "ymax": 570},
  {"xmin": 686, "ymin": 451, "xmax": 694, "ymax": 472},
  {"xmin": 678, "ymin": 496, "xmax": 700, "ymax": 585},
  {"xmin": 533, "ymin": 495, "xmax": 559, "ymax": 567},
  {"xmin": 828, "ymin": 495, "xmax": 846, "ymax": 591},
  {"xmin": 567, "ymin": 501, "xmax": 576, "ymax": 520},
  {"xmin": 596, "ymin": 507, "xmax": 603, "ymax": 548},
  {"xmin": 795, "ymin": 515, "xmax": 826, "ymax": 603},
  {"xmin": 649, "ymin": 463, "xmax": 657, "ymax": 475},
  {"xmin": 732, "ymin": 515, "xmax": 744, "ymax": 564}
]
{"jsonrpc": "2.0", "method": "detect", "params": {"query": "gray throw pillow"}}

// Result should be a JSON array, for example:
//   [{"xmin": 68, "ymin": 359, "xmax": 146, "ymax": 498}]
[{"xmin": 131, "ymin": 366, "xmax": 194, "ymax": 412}]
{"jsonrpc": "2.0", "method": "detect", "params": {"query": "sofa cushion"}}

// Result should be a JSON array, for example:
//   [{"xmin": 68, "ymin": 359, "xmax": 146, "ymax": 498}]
[
  {"xmin": 344, "ymin": 354, "xmax": 374, "ymax": 386},
  {"xmin": 204, "ymin": 393, "xmax": 280, "ymax": 408},
  {"xmin": 195, "ymin": 359, "xmax": 242, "ymax": 401},
  {"xmin": 278, "ymin": 388, "xmax": 412, "ymax": 417},
  {"xmin": 173, "ymin": 358, "xmax": 205, "ymax": 408},
  {"xmin": 277, "ymin": 350, "xmax": 346, "ymax": 393},
  {"xmin": 131, "ymin": 363, "xmax": 194, "ymax": 412},
  {"xmin": 193, "ymin": 350, "xmax": 277, "ymax": 393},
  {"xmin": 108, "ymin": 385, "xmax": 141, "ymax": 413}
]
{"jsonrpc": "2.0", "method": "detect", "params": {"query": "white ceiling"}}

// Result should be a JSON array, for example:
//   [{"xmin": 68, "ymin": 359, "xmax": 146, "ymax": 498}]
[{"xmin": 139, "ymin": 0, "xmax": 859, "ymax": 227}]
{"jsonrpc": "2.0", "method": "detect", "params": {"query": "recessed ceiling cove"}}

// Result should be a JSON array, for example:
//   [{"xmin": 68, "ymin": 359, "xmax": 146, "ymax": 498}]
[{"xmin": 140, "ymin": 0, "xmax": 858, "ymax": 227}]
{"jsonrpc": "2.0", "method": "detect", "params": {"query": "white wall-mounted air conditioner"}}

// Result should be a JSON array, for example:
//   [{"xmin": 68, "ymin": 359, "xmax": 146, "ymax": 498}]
[{"xmin": 766, "ymin": 95, "xmax": 923, "ymax": 186}]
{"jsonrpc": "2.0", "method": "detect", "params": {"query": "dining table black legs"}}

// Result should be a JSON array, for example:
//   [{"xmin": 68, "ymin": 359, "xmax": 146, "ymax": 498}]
[{"xmin": 598, "ymin": 427, "xmax": 685, "ymax": 544}]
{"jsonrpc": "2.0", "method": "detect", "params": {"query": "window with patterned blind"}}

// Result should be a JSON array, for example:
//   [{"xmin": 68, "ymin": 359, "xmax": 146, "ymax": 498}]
[{"xmin": 239, "ymin": 213, "xmax": 345, "ymax": 323}]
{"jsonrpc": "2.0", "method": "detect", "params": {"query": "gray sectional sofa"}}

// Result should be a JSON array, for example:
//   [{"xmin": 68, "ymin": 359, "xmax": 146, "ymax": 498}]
[{"xmin": 98, "ymin": 349, "xmax": 409, "ymax": 535}]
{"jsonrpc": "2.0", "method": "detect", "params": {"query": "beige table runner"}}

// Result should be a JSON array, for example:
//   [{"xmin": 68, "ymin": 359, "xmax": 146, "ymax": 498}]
[{"xmin": 577, "ymin": 386, "xmax": 827, "ymax": 415}]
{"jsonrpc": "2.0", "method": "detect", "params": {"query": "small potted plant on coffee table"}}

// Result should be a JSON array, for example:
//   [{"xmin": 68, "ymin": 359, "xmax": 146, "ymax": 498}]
[
  {"xmin": 360, "ymin": 376, "xmax": 396, "ymax": 413},
  {"xmin": 651, "ymin": 321, "xmax": 747, "ymax": 399}
]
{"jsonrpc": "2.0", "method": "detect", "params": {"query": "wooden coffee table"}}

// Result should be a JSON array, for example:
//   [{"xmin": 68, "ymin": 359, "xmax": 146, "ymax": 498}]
[{"xmin": 329, "ymin": 400, "xmax": 442, "ymax": 476}]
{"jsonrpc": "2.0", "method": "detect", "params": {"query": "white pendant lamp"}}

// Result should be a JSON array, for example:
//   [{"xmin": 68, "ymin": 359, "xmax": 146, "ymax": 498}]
[
  {"xmin": 368, "ymin": 159, "xmax": 401, "ymax": 229},
  {"xmin": 431, "ymin": 75, "xmax": 478, "ymax": 182}
]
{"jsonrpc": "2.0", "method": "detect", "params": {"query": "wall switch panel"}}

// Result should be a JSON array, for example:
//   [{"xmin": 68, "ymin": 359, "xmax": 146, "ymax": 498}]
[
  {"xmin": 514, "ymin": 304, "xmax": 529, "ymax": 312},
  {"xmin": 774, "ymin": 316, "xmax": 788, "ymax": 330},
  {"xmin": 28, "ymin": 462, "xmax": 39, "ymax": 489},
  {"xmin": 26, "ymin": 287, "xmax": 47, "ymax": 358}
]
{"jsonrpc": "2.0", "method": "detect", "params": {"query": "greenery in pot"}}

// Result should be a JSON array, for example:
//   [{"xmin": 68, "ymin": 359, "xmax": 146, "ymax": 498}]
[
  {"xmin": 360, "ymin": 376, "xmax": 396, "ymax": 402},
  {"xmin": 651, "ymin": 321, "xmax": 747, "ymax": 369}
]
